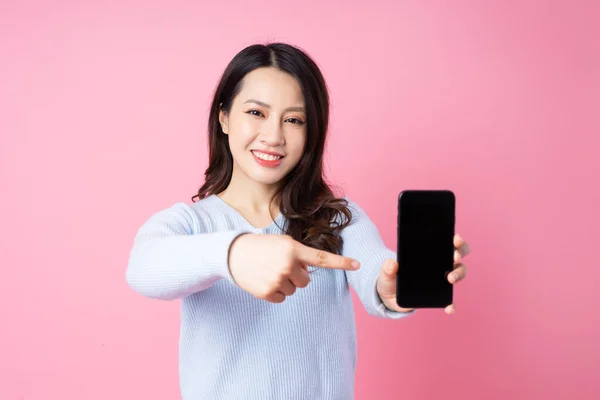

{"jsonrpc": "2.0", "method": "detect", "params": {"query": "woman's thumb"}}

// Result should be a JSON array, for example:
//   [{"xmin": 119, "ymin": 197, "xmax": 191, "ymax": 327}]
[{"xmin": 382, "ymin": 259, "xmax": 399, "ymax": 279}]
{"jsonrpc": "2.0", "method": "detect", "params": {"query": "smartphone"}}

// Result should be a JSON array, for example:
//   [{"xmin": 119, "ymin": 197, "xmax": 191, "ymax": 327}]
[{"xmin": 396, "ymin": 190, "xmax": 455, "ymax": 308}]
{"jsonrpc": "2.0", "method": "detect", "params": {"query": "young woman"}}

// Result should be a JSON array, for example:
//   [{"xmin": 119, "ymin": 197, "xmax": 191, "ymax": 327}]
[{"xmin": 126, "ymin": 42, "xmax": 470, "ymax": 400}]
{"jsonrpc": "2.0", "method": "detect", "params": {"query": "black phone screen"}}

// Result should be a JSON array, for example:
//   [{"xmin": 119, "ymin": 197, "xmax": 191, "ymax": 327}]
[{"xmin": 396, "ymin": 190, "xmax": 455, "ymax": 308}]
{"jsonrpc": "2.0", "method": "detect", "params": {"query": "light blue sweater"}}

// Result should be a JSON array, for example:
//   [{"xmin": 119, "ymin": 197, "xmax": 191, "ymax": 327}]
[{"xmin": 126, "ymin": 194, "xmax": 413, "ymax": 400}]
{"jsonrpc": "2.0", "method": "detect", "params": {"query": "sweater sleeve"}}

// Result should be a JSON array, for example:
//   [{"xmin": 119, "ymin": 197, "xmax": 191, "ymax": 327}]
[
  {"xmin": 125, "ymin": 202, "xmax": 250, "ymax": 300},
  {"xmin": 342, "ymin": 200, "xmax": 416, "ymax": 319}
]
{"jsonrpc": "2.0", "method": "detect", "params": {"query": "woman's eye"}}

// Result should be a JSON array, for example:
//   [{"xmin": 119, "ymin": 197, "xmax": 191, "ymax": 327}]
[
  {"xmin": 247, "ymin": 110, "xmax": 264, "ymax": 117},
  {"xmin": 286, "ymin": 118, "xmax": 305, "ymax": 125}
]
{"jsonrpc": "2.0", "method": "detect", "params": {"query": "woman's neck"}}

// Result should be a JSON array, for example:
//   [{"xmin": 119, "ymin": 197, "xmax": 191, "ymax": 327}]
[{"xmin": 217, "ymin": 170, "xmax": 281, "ymax": 218}]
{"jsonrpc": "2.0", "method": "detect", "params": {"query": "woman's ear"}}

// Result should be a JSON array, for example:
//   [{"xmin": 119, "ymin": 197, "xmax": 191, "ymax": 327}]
[{"xmin": 219, "ymin": 108, "xmax": 229, "ymax": 134}]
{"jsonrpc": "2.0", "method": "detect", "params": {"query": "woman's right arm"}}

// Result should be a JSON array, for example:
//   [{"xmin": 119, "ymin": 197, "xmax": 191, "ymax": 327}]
[{"xmin": 125, "ymin": 202, "xmax": 249, "ymax": 300}]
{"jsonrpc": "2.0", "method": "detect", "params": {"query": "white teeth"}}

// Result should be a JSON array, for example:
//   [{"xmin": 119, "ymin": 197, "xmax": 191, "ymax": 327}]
[{"xmin": 253, "ymin": 151, "xmax": 282, "ymax": 161}]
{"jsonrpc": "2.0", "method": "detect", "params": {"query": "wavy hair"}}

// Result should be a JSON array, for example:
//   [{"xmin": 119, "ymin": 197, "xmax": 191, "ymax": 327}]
[{"xmin": 192, "ymin": 43, "xmax": 351, "ymax": 255}]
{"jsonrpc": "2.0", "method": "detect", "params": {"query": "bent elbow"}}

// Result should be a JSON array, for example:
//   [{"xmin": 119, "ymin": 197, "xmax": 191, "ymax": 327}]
[
  {"xmin": 125, "ymin": 266, "xmax": 177, "ymax": 301},
  {"xmin": 125, "ymin": 248, "xmax": 175, "ymax": 301}
]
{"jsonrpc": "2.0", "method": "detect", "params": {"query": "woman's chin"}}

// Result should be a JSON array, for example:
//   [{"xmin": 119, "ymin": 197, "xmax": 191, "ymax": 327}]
[{"xmin": 250, "ymin": 173, "xmax": 286, "ymax": 187}]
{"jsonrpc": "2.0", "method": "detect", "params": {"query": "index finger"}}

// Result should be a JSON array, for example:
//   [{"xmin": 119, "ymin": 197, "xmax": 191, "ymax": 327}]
[{"xmin": 294, "ymin": 243, "xmax": 360, "ymax": 271}]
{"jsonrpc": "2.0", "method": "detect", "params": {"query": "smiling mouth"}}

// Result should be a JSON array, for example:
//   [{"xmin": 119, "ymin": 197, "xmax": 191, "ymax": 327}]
[{"xmin": 251, "ymin": 150, "xmax": 284, "ymax": 161}]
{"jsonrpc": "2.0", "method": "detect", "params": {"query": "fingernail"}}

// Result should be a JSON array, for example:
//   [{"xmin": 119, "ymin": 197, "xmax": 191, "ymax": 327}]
[
  {"xmin": 351, "ymin": 260, "xmax": 360, "ymax": 269},
  {"xmin": 451, "ymin": 273, "xmax": 458, "ymax": 282}
]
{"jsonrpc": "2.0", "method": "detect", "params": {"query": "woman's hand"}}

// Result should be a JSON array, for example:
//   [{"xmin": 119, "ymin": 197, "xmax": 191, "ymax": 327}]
[
  {"xmin": 228, "ymin": 234, "xmax": 360, "ymax": 303},
  {"xmin": 376, "ymin": 234, "xmax": 471, "ymax": 314}
]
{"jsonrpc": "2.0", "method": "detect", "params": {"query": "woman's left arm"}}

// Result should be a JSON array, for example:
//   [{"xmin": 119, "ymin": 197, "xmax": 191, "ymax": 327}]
[
  {"xmin": 341, "ymin": 200, "xmax": 470, "ymax": 318},
  {"xmin": 341, "ymin": 200, "xmax": 414, "ymax": 319}
]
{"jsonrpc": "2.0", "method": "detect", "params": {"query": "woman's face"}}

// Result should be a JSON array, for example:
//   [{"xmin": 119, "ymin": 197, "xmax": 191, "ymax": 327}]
[{"xmin": 219, "ymin": 67, "xmax": 307, "ymax": 188}]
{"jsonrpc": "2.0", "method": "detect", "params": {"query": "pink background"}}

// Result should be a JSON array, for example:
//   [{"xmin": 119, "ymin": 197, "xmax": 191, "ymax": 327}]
[{"xmin": 1, "ymin": 1, "xmax": 598, "ymax": 399}]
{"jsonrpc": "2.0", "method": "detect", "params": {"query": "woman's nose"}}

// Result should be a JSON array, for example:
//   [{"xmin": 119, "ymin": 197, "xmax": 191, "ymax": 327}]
[{"xmin": 260, "ymin": 121, "xmax": 285, "ymax": 146}]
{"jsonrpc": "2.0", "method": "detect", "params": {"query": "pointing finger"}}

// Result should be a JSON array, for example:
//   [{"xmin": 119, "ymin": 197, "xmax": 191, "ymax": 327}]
[{"xmin": 295, "ymin": 243, "xmax": 360, "ymax": 271}]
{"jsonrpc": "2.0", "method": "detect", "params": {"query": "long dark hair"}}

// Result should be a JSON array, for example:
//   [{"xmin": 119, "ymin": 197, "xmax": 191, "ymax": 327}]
[{"xmin": 192, "ymin": 43, "xmax": 351, "ymax": 255}]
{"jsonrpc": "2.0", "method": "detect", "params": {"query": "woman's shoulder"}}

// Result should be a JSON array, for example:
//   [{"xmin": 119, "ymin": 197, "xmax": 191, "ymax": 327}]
[
  {"xmin": 331, "ymin": 197, "xmax": 372, "ymax": 227},
  {"xmin": 339, "ymin": 196, "xmax": 370, "ymax": 216},
  {"xmin": 185, "ymin": 194, "xmax": 232, "ymax": 232},
  {"xmin": 334, "ymin": 197, "xmax": 384, "ymax": 243},
  {"xmin": 147, "ymin": 196, "xmax": 373, "ymax": 231},
  {"xmin": 140, "ymin": 195, "xmax": 225, "ymax": 234}
]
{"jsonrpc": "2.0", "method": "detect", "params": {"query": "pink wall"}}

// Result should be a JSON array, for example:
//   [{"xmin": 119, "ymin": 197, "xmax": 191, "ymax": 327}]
[{"xmin": 1, "ymin": 1, "xmax": 598, "ymax": 399}]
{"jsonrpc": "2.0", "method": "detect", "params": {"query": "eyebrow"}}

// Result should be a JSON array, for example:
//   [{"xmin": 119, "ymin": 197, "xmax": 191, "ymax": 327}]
[{"xmin": 243, "ymin": 99, "xmax": 305, "ymax": 113}]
